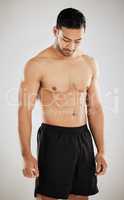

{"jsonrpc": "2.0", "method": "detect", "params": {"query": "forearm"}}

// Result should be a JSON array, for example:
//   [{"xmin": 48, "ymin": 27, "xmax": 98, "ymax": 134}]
[
  {"xmin": 18, "ymin": 107, "xmax": 32, "ymax": 158},
  {"xmin": 87, "ymin": 106, "xmax": 105, "ymax": 154}
]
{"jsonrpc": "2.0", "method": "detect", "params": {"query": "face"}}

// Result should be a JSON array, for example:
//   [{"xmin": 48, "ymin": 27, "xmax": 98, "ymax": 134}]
[{"xmin": 53, "ymin": 26, "xmax": 85, "ymax": 57}]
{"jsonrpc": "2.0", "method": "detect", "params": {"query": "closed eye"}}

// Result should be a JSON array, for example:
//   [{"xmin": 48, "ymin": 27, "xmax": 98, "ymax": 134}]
[
  {"xmin": 63, "ymin": 38, "xmax": 81, "ymax": 44},
  {"xmin": 75, "ymin": 41, "xmax": 81, "ymax": 44},
  {"xmin": 63, "ymin": 39, "xmax": 70, "ymax": 42}
]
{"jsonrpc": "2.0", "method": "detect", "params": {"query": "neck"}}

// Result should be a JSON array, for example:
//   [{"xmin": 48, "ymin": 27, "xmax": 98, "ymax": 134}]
[{"xmin": 52, "ymin": 42, "xmax": 82, "ymax": 60}]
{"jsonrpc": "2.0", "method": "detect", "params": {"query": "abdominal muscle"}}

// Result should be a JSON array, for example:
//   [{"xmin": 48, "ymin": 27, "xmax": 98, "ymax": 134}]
[{"xmin": 39, "ymin": 88, "xmax": 88, "ymax": 127}]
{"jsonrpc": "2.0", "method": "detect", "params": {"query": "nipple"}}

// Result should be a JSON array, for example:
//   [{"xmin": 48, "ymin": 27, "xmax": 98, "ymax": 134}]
[{"xmin": 72, "ymin": 112, "xmax": 76, "ymax": 116}]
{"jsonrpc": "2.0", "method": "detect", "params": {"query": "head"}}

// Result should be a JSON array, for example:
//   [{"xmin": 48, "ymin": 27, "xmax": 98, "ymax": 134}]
[{"xmin": 53, "ymin": 8, "xmax": 86, "ymax": 57}]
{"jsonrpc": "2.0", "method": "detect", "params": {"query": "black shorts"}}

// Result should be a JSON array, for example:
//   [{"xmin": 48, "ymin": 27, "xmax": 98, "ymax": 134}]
[{"xmin": 34, "ymin": 123, "xmax": 99, "ymax": 199}]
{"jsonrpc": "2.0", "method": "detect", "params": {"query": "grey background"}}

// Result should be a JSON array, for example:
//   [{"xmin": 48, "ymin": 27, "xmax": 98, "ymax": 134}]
[{"xmin": 0, "ymin": 0, "xmax": 124, "ymax": 200}]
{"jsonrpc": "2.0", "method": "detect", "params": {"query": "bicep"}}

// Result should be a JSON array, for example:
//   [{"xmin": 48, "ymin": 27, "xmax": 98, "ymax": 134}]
[
  {"xmin": 18, "ymin": 60, "xmax": 41, "ymax": 110},
  {"xmin": 87, "ymin": 79, "xmax": 102, "ymax": 109},
  {"xmin": 87, "ymin": 58, "xmax": 102, "ymax": 110}
]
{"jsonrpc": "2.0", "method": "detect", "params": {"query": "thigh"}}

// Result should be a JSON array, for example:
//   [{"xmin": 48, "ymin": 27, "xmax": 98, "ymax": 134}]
[
  {"xmin": 44, "ymin": 131, "xmax": 78, "ymax": 185},
  {"xmin": 69, "ymin": 194, "xmax": 89, "ymax": 200},
  {"xmin": 36, "ymin": 194, "xmax": 57, "ymax": 200},
  {"xmin": 70, "ymin": 127, "xmax": 99, "ymax": 195},
  {"xmin": 34, "ymin": 126, "xmax": 80, "ymax": 199}
]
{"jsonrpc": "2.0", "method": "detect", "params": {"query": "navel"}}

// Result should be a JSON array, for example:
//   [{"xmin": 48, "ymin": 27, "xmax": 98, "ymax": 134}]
[
  {"xmin": 72, "ymin": 112, "xmax": 76, "ymax": 116},
  {"xmin": 52, "ymin": 86, "xmax": 57, "ymax": 91}
]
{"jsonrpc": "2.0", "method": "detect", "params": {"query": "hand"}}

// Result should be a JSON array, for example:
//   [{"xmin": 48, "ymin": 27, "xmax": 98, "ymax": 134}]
[
  {"xmin": 95, "ymin": 153, "xmax": 108, "ymax": 175},
  {"xmin": 22, "ymin": 155, "xmax": 39, "ymax": 178}
]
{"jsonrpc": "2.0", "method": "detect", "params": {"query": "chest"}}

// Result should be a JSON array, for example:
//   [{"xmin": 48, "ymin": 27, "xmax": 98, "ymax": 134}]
[{"xmin": 42, "ymin": 60, "xmax": 92, "ymax": 93}]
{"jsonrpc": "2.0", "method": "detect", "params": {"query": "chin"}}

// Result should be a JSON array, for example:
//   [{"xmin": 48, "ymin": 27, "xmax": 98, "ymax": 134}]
[
  {"xmin": 63, "ymin": 51, "xmax": 74, "ymax": 57},
  {"xmin": 64, "ymin": 54, "xmax": 72, "ymax": 57}
]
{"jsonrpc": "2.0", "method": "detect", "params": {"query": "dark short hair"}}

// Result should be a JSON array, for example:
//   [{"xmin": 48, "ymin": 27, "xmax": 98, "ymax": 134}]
[{"xmin": 56, "ymin": 8, "xmax": 86, "ymax": 30}]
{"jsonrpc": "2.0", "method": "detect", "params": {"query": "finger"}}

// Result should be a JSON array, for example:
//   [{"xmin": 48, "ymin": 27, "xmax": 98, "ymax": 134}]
[
  {"xmin": 98, "ymin": 169, "xmax": 106, "ymax": 175},
  {"xmin": 34, "ymin": 160, "xmax": 38, "ymax": 170},
  {"xmin": 31, "ymin": 168, "xmax": 39, "ymax": 177},
  {"xmin": 24, "ymin": 168, "xmax": 34, "ymax": 178},
  {"xmin": 101, "ymin": 164, "xmax": 107, "ymax": 174},
  {"xmin": 96, "ymin": 162, "xmax": 102, "ymax": 173},
  {"xmin": 97, "ymin": 164, "xmax": 107, "ymax": 175},
  {"xmin": 32, "ymin": 167, "xmax": 40, "ymax": 177},
  {"xmin": 22, "ymin": 168, "xmax": 31, "ymax": 177},
  {"xmin": 30, "ymin": 168, "xmax": 37, "ymax": 178},
  {"xmin": 34, "ymin": 162, "xmax": 39, "ymax": 177}
]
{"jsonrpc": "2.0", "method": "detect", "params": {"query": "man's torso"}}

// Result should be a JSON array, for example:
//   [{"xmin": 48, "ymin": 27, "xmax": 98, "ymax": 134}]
[{"xmin": 30, "ymin": 46, "xmax": 93, "ymax": 127}]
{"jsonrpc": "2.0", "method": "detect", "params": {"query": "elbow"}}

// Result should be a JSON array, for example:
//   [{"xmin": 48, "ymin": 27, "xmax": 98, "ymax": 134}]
[
  {"xmin": 87, "ymin": 103, "xmax": 104, "ymax": 116},
  {"xmin": 18, "ymin": 106, "xmax": 32, "ymax": 131},
  {"xmin": 18, "ymin": 102, "xmax": 34, "ymax": 113},
  {"xmin": 18, "ymin": 106, "xmax": 32, "ymax": 115},
  {"xmin": 18, "ymin": 106, "xmax": 32, "ymax": 123}
]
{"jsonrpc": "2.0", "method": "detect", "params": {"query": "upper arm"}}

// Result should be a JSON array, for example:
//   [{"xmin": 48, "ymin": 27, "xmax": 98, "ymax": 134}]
[
  {"xmin": 87, "ymin": 58, "xmax": 102, "ymax": 111},
  {"xmin": 18, "ymin": 58, "xmax": 42, "ymax": 111}
]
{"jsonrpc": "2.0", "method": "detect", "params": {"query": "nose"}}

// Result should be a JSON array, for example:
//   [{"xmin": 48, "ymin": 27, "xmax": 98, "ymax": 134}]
[{"xmin": 66, "ymin": 42, "xmax": 75, "ymax": 51}]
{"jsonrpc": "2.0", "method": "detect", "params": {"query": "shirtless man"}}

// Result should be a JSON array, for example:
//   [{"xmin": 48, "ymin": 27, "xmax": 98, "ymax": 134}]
[{"xmin": 18, "ymin": 8, "xmax": 107, "ymax": 200}]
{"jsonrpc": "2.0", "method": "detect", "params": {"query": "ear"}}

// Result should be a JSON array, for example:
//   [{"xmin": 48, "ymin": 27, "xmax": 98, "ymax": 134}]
[
  {"xmin": 53, "ymin": 26, "xmax": 59, "ymax": 36},
  {"xmin": 80, "ymin": 28, "xmax": 86, "ymax": 42}
]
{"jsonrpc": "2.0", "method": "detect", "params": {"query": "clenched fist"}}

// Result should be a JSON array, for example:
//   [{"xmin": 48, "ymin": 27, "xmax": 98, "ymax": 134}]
[
  {"xmin": 95, "ymin": 153, "xmax": 108, "ymax": 176},
  {"xmin": 22, "ymin": 155, "xmax": 39, "ymax": 178}
]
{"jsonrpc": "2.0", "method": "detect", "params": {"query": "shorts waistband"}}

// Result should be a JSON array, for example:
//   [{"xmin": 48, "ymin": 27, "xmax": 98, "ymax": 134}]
[{"xmin": 41, "ymin": 122, "xmax": 88, "ymax": 135}]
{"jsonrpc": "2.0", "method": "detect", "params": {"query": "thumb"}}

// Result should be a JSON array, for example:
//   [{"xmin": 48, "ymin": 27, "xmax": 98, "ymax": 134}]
[
  {"xmin": 31, "ymin": 167, "xmax": 39, "ymax": 177},
  {"xmin": 96, "ymin": 162, "xmax": 101, "ymax": 173},
  {"xmin": 34, "ymin": 161, "xmax": 39, "ymax": 177}
]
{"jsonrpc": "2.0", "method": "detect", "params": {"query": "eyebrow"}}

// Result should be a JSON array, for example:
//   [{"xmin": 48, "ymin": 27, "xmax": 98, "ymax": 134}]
[{"xmin": 63, "ymin": 35, "xmax": 82, "ymax": 41}]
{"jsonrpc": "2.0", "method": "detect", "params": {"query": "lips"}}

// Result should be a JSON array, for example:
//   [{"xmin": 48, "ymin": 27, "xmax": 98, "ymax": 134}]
[{"xmin": 64, "ymin": 50, "xmax": 73, "ymax": 53}]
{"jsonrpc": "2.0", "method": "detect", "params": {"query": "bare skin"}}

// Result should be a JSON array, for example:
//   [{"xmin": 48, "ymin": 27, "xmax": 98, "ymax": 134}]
[
  {"xmin": 36, "ymin": 51, "xmax": 90, "ymax": 127},
  {"xmin": 18, "ymin": 26, "xmax": 107, "ymax": 200},
  {"xmin": 36, "ymin": 193, "xmax": 88, "ymax": 200}
]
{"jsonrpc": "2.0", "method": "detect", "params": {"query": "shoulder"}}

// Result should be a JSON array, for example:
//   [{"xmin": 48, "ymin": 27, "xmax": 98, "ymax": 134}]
[
  {"xmin": 25, "ymin": 46, "xmax": 52, "ymax": 66},
  {"xmin": 23, "ymin": 47, "xmax": 51, "ymax": 79},
  {"xmin": 24, "ymin": 57, "xmax": 41, "ymax": 79},
  {"xmin": 23, "ymin": 55, "xmax": 46, "ymax": 83},
  {"xmin": 34, "ymin": 46, "xmax": 54, "ymax": 59}
]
